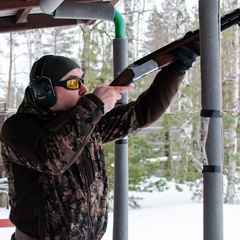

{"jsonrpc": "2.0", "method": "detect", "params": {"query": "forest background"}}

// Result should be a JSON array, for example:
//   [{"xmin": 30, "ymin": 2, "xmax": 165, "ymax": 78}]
[{"xmin": 0, "ymin": 0, "xmax": 240, "ymax": 207}]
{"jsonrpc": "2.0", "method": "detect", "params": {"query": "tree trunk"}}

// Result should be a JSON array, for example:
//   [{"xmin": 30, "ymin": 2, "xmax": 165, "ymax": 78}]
[
  {"xmin": 6, "ymin": 33, "xmax": 13, "ymax": 108},
  {"xmin": 33, "ymin": 29, "xmax": 43, "ymax": 60},
  {"xmin": 175, "ymin": 0, "xmax": 193, "ymax": 181},
  {"xmin": 225, "ymin": 17, "xmax": 239, "ymax": 203},
  {"xmin": 81, "ymin": 25, "xmax": 91, "ymax": 78}
]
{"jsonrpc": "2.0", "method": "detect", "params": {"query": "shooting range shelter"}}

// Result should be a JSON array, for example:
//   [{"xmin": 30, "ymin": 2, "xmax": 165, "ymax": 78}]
[{"xmin": 0, "ymin": 1, "xmax": 224, "ymax": 240}]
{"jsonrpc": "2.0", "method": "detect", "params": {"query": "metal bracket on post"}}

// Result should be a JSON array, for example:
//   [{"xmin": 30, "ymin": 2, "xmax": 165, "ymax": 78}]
[{"xmin": 199, "ymin": 109, "xmax": 223, "ymax": 173}]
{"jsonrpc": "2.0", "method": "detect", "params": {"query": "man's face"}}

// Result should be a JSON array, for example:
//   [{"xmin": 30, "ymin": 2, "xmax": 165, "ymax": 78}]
[{"xmin": 49, "ymin": 68, "xmax": 88, "ymax": 111}]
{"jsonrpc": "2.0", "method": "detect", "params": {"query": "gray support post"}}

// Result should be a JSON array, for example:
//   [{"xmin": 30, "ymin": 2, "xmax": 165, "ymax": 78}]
[
  {"xmin": 112, "ymin": 38, "xmax": 128, "ymax": 240},
  {"xmin": 199, "ymin": 1, "xmax": 223, "ymax": 240},
  {"xmin": 54, "ymin": 2, "xmax": 115, "ymax": 21}
]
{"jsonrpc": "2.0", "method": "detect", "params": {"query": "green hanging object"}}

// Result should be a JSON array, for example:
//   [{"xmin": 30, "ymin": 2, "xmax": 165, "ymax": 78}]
[{"xmin": 114, "ymin": 10, "xmax": 126, "ymax": 39}]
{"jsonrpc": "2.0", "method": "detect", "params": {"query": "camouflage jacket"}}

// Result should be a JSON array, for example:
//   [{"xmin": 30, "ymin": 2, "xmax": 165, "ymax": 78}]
[{"xmin": 0, "ymin": 67, "xmax": 184, "ymax": 240}]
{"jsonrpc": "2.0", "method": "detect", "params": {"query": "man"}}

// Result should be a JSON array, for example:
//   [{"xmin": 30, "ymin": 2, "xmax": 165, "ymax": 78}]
[{"xmin": 0, "ymin": 44, "xmax": 199, "ymax": 240}]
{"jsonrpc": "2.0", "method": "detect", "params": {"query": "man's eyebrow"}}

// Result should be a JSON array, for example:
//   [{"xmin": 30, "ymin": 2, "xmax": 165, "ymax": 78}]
[
  {"xmin": 68, "ymin": 73, "xmax": 84, "ymax": 78},
  {"xmin": 64, "ymin": 75, "xmax": 80, "ymax": 80}
]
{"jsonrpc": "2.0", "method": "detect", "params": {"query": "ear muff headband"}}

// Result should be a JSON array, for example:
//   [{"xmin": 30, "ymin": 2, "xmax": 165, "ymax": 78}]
[{"xmin": 29, "ymin": 56, "xmax": 56, "ymax": 109}]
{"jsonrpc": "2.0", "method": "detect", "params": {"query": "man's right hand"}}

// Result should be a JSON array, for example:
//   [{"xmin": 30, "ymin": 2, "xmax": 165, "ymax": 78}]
[
  {"xmin": 170, "ymin": 41, "xmax": 200, "ymax": 75},
  {"xmin": 92, "ymin": 84, "xmax": 134, "ymax": 114}
]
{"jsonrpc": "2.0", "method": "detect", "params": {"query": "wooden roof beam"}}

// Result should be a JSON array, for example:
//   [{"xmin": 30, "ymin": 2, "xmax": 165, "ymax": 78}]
[
  {"xmin": 0, "ymin": 14, "xmax": 78, "ymax": 33},
  {"xmin": 15, "ymin": 7, "xmax": 33, "ymax": 24},
  {"xmin": 0, "ymin": 1, "xmax": 39, "ymax": 11}
]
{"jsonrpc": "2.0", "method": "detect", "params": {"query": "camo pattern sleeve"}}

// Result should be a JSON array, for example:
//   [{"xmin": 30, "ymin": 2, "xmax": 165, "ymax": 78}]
[{"xmin": 100, "ymin": 66, "xmax": 184, "ymax": 143}]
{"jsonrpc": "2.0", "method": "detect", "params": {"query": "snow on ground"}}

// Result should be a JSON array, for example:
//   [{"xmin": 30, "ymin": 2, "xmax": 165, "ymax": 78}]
[{"xmin": 1, "ymin": 183, "xmax": 240, "ymax": 240}]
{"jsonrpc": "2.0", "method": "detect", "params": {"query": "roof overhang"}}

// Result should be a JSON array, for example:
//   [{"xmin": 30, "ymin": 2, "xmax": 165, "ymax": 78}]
[{"xmin": 0, "ymin": 0, "xmax": 120, "ymax": 33}]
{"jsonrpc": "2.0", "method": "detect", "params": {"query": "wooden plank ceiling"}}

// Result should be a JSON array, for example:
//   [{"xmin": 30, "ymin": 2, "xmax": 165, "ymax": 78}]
[{"xmin": 0, "ymin": 0, "xmax": 119, "ymax": 33}]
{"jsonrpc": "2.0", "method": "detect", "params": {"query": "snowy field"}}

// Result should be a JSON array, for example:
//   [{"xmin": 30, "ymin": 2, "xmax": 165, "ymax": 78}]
[{"xmin": 1, "ymin": 183, "xmax": 240, "ymax": 240}]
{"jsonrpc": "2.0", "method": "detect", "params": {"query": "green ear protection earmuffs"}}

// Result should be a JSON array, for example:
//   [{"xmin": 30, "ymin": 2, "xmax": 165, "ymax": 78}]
[{"xmin": 29, "ymin": 55, "xmax": 56, "ymax": 109}]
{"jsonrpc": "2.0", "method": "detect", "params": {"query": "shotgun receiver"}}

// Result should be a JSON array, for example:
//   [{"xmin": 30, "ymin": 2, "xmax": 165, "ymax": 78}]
[{"xmin": 110, "ymin": 8, "xmax": 240, "ymax": 86}]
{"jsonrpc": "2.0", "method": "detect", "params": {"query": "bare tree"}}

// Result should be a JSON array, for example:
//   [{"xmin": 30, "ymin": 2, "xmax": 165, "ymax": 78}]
[
  {"xmin": 6, "ymin": 33, "xmax": 13, "ymax": 108},
  {"xmin": 224, "ymin": 0, "xmax": 240, "ymax": 204}
]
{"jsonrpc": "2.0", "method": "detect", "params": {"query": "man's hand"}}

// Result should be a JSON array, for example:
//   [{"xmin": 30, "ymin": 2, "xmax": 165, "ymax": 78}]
[
  {"xmin": 92, "ymin": 84, "xmax": 134, "ymax": 114},
  {"xmin": 170, "ymin": 41, "xmax": 200, "ymax": 75}
]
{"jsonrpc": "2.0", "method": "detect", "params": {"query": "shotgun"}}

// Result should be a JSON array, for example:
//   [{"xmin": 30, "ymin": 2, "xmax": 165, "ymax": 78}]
[{"xmin": 110, "ymin": 8, "xmax": 240, "ymax": 86}]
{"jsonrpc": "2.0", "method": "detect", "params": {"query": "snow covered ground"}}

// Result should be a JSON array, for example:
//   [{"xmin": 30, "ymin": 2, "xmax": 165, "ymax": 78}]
[{"xmin": 1, "ymin": 183, "xmax": 240, "ymax": 240}]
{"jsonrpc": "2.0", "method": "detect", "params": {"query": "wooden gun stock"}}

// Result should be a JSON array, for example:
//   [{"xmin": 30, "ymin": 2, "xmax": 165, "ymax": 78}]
[{"xmin": 110, "ymin": 8, "xmax": 240, "ymax": 87}]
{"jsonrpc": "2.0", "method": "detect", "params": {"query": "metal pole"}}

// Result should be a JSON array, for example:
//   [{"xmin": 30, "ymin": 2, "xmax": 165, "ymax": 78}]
[
  {"xmin": 112, "ymin": 11, "xmax": 128, "ymax": 240},
  {"xmin": 54, "ymin": 2, "xmax": 115, "ymax": 21},
  {"xmin": 199, "ymin": 1, "xmax": 223, "ymax": 240},
  {"xmin": 40, "ymin": 0, "xmax": 64, "ymax": 13}
]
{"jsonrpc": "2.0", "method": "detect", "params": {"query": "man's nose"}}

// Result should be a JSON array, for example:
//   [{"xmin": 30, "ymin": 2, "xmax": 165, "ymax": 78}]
[{"xmin": 79, "ymin": 84, "xmax": 88, "ymax": 95}]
